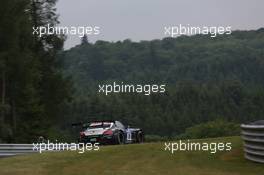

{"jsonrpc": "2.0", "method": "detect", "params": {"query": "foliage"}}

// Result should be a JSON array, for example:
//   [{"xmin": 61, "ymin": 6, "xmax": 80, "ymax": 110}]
[
  {"xmin": 1, "ymin": 0, "xmax": 264, "ymax": 142},
  {"xmin": 177, "ymin": 120, "xmax": 241, "ymax": 139},
  {"xmin": 0, "ymin": 0, "xmax": 71, "ymax": 142},
  {"xmin": 59, "ymin": 30, "xmax": 264, "ymax": 138},
  {"xmin": 144, "ymin": 135, "xmax": 169, "ymax": 142}
]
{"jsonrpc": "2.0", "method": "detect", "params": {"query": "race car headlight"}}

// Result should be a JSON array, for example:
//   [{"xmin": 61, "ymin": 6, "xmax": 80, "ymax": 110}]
[{"xmin": 103, "ymin": 129, "xmax": 113, "ymax": 135}]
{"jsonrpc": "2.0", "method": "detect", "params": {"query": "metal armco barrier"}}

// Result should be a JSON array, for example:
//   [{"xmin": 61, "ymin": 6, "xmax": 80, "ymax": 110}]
[
  {"xmin": 0, "ymin": 143, "xmax": 75, "ymax": 157},
  {"xmin": 241, "ymin": 120, "xmax": 264, "ymax": 163},
  {"xmin": 0, "ymin": 144, "xmax": 37, "ymax": 157}
]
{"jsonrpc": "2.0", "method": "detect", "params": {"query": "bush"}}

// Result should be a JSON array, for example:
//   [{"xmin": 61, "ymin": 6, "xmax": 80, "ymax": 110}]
[
  {"xmin": 145, "ymin": 135, "xmax": 169, "ymax": 142},
  {"xmin": 176, "ymin": 119, "xmax": 241, "ymax": 140}
]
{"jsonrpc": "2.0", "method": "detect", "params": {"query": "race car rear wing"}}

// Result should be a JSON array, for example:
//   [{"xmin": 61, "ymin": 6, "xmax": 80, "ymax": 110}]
[{"xmin": 71, "ymin": 120, "xmax": 116, "ymax": 127}]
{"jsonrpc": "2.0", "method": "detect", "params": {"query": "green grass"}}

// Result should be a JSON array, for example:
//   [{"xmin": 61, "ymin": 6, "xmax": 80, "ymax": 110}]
[{"xmin": 0, "ymin": 137, "xmax": 264, "ymax": 175}]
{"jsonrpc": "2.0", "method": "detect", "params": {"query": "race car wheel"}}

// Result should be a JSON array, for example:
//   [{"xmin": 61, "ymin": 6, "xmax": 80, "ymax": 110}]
[
  {"xmin": 136, "ymin": 131, "xmax": 144, "ymax": 143},
  {"xmin": 115, "ymin": 131, "xmax": 125, "ymax": 144}
]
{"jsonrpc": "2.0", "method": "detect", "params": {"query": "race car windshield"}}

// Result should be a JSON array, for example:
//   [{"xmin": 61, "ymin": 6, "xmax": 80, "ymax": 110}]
[{"xmin": 88, "ymin": 122, "xmax": 112, "ymax": 129}]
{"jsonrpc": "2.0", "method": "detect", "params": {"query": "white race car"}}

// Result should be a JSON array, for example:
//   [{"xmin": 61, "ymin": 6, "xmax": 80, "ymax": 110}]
[{"xmin": 74, "ymin": 120, "xmax": 144, "ymax": 144}]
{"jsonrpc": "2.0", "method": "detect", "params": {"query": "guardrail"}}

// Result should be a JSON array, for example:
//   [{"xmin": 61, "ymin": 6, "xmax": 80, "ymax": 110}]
[
  {"xmin": 0, "ymin": 143, "xmax": 74, "ymax": 157},
  {"xmin": 0, "ymin": 144, "xmax": 37, "ymax": 157},
  {"xmin": 241, "ymin": 120, "xmax": 264, "ymax": 163}
]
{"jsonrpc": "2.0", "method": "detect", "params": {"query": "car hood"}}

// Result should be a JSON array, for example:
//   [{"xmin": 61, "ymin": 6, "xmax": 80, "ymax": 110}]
[{"xmin": 83, "ymin": 128, "xmax": 109, "ymax": 136}]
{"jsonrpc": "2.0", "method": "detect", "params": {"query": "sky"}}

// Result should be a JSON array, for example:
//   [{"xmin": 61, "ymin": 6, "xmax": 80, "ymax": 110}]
[{"xmin": 56, "ymin": 0, "xmax": 264, "ymax": 49}]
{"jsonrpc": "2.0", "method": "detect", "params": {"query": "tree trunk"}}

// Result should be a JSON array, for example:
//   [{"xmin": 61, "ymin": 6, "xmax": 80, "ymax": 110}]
[
  {"xmin": 0, "ymin": 68, "xmax": 6, "ymax": 131},
  {"xmin": 11, "ymin": 99, "xmax": 16, "ymax": 134}
]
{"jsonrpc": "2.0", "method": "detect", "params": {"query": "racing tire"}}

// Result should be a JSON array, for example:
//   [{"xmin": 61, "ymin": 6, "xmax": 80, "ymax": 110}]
[
  {"xmin": 136, "ymin": 131, "xmax": 144, "ymax": 143},
  {"xmin": 115, "ymin": 131, "xmax": 125, "ymax": 145}
]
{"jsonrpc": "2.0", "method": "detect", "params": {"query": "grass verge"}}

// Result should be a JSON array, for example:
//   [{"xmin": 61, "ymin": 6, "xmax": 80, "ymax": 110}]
[{"xmin": 0, "ymin": 136, "xmax": 263, "ymax": 175}]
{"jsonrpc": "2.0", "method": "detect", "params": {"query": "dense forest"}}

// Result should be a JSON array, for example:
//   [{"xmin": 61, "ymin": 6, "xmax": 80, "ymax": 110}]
[
  {"xmin": 1, "ymin": 0, "xmax": 264, "ymax": 143},
  {"xmin": 60, "ymin": 29, "xmax": 264, "ymax": 138},
  {"xmin": 0, "ymin": 0, "xmax": 71, "ymax": 143}
]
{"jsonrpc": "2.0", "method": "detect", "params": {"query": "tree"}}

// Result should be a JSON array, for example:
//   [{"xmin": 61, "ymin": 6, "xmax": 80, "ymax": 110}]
[
  {"xmin": 81, "ymin": 34, "xmax": 89, "ymax": 45},
  {"xmin": 29, "ymin": 0, "xmax": 71, "ymax": 140},
  {"xmin": 0, "ymin": 0, "xmax": 71, "ymax": 142},
  {"xmin": 59, "ymin": 29, "xmax": 264, "ymax": 138}
]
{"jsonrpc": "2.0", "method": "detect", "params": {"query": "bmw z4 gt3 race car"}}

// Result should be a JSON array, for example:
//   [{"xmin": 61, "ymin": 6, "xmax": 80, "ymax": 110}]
[{"xmin": 74, "ymin": 120, "xmax": 144, "ymax": 144}]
